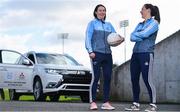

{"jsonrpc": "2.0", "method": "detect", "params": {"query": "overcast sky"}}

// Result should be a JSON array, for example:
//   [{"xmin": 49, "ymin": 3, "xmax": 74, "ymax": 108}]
[{"xmin": 0, "ymin": 0, "xmax": 180, "ymax": 68}]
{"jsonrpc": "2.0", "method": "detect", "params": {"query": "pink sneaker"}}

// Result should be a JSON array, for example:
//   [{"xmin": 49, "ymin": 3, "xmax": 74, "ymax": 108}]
[
  {"xmin": 101, "ymin": 102, "xmax": 115, "ymax": 110},
  {"xmin": 90, "ymin": 102, "xmax": 98, "ymax": 110}
]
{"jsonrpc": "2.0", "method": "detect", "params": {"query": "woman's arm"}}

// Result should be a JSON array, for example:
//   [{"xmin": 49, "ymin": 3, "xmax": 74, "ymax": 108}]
[
  {"xmin": 85, "ymin": 21, "xmax": 94, "ymax": 53},
  {"xmin": 130, "ymin": 23, "xmax": 143, "ymax": 42},
  {"xmin": 133, "ymin": 20, "xmax": 159, "ymax": 39}
]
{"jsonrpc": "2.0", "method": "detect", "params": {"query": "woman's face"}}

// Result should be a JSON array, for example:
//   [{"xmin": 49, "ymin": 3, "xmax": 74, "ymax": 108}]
[
  {"xmin": 140, "ymin": 5, "xmax": 150, "ymax": 19},
  {"xmin": 95, "ymin": 6, "xmax": 106, "ymax": 20}
]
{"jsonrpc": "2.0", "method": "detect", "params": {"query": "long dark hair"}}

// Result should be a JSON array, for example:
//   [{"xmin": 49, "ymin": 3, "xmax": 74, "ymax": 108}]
[
  {"xmin": 93, "ymin": 4, "xmax": 106, "ymax": 20},
  {"xmin": 144, "ymin": 4, "xmax": 161, "ymax": 23}
]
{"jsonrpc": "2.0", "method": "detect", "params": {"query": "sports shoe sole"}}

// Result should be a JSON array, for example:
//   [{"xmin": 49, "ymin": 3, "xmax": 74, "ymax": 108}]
[
  {"xmin": 125, "ymin": 108, "xmax": 140, "ymax": 111},
  {"xmin": 101, "ymin": 107, "xmax": 115, "ymax": 110}
]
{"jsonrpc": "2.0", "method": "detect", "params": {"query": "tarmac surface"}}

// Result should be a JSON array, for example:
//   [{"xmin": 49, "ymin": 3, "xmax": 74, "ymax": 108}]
[{"xmin": 0, "ymin": 101, "xmax": 180, "ymax": 111}]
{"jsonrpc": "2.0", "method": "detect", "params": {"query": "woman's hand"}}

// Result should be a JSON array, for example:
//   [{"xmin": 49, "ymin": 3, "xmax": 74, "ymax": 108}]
[{"xmin": 89, "ymin": 52, "xmax": 95, "ymax": 59}]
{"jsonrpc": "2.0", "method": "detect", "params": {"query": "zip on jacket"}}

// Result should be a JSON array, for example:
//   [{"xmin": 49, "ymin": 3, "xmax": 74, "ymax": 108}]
[{"xmin": 85, "ymin": 19, "xmax": 116, "ymax": 54}]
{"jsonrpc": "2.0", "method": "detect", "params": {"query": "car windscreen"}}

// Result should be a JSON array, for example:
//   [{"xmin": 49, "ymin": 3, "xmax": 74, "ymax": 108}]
[{"xmin": 36, "ymin": 53, "xmax": 78, "ymax": 66}]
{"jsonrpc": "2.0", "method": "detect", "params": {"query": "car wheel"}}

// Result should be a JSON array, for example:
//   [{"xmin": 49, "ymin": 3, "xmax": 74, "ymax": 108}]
[
  {"xmin": 9, "ymin": 89, "xmax": 20, "ymax": 101},
  {"xmin": 80, "ymin": 92, "xmax": 89, "ymax": 103},
  {"xmin": 49, "ymin": 94, "xmax": 60, "ymax": 102},
  {"xmin": 33, "ymin": 78, "xmax": 46, "ymax": 101}
]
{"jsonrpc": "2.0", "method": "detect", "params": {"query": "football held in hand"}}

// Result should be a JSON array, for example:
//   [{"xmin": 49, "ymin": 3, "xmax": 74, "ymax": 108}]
[{"xmin": 107, "ymin": 33, "xmax": 124, "ymax": 47}]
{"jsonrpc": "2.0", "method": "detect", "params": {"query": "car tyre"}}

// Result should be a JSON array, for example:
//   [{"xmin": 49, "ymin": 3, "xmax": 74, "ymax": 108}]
[
  {"xmin": 33, "ymin": 78, "xmax": 46, "ymax": 101},
  {"xmin": 80, "ymin": 92, "xmax": 89, "ymax": 103},
  {"xmin": 9, "ymin": 89, "xmax": 20, "ymax": 101},
  {"xmin": 49, "ymin": 94, "xmax": 60, "ymax": 102}
]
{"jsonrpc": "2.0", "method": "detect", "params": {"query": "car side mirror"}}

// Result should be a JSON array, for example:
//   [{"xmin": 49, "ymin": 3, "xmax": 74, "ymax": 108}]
[{"xmin": 22, "ymin": 59, "xmax": 32, "ymax": 65}]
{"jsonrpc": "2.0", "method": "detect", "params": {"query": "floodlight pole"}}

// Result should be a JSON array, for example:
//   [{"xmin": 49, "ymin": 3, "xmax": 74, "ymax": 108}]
[
  {"xmin": 57, "ymin": 33, "xmax": 69, "ymax": 54},
  {"xmin": 120, "ymin": 20, "xmax": 129, "ymax": 62}
]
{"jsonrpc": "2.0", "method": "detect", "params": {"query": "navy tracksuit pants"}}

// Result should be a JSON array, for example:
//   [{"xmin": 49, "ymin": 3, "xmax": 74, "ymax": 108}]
[
  {"xmin": 130, "ymin": 52, "xmax": 156, "ymax": 103},
  {"xmin": 90, "ymin": 52, "xmax": 112, "ymax": 103}
]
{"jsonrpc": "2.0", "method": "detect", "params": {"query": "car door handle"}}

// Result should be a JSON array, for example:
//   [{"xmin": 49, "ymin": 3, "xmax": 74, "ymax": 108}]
[{"xmin": 0, "ymin": 67, "xmax": 7, "ymax": 71}]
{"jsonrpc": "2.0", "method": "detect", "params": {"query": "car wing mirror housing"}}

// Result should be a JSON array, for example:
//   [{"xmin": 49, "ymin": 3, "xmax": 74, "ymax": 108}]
[{"xmin": 22, "ymin": 59, "xmax": 32, "ymax": 65}]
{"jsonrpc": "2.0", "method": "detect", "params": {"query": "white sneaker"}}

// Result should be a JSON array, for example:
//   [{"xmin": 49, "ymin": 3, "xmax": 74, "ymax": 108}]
[
  {"xmin": 145, "ymin": 103, "xmax": 157, "ymax": 112},
  {"xmin": 101, "ymin": 102, "xmax": 115, "ymax": 110},
  {"xmin": 125, "ymin": 102, "xmax": 140, "ymax": 111},
  {"xmin": 90, "ymin": 102, "xmax": 98, "ymax": 110}
]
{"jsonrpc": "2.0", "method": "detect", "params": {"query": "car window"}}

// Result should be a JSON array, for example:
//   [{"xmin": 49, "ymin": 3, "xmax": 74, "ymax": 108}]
[
  {"xmin": 1, "ymin": 51, "xmax": 21, "ymax": 64},
  {"xmin": 36, "ymin": 53, "xmax": 77, "ymax": 66},
  {"xmin": 17, "ymin": 56, "xmax": 27, "ymax": 65}
]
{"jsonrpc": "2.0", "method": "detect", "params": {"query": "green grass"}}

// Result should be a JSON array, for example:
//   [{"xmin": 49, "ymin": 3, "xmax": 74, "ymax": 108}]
[{"xmin": 1, "ymin": 89, "xmax": 80, "ymax": 102}]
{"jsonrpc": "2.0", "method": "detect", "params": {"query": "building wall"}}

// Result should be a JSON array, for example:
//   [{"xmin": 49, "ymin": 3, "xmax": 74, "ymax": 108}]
[{"xmin": 110, "ymin": 30, "xmax": 180, "ymax": 103}]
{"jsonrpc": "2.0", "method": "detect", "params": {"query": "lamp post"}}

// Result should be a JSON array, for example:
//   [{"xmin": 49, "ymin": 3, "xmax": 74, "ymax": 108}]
[
  {"xmin": 120, "ymin": 20, "xmax": 129, "ymax": 62},
  {"xmin": 57, "ymin": 33, "xmax": 69, "ymax": 54}
]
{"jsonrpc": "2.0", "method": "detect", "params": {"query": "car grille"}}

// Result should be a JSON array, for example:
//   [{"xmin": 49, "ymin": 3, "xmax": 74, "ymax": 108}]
[
  {"xmin": 62, "ymin": 73, "xmax": 91, "ymax": 84},
  {"xmin": 66, "ymin": 85, "xmax": 89, "ymax": 90}
]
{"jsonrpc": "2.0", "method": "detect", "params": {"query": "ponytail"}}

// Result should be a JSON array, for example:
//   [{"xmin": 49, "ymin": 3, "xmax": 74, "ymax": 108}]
[
  {"xmin": 153, "ymin": 6, "xmax": 160, "ymax": 23},
  {"xmin": 144, "ymin": 4, "xmax": 161, "ymax": 23}
]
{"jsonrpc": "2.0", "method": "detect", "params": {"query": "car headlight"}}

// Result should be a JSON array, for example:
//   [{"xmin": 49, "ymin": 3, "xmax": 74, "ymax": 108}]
[
  {"xmin": 77, "ymin": 71, "xmax": 86, "ymax": 75},
  {"xmin": 45, "ymin": 68, "xmax": 59, "ymax": 74},
  {"xmin": 45, "ymin": 68, "xmax": 68, "ymax": 75}
]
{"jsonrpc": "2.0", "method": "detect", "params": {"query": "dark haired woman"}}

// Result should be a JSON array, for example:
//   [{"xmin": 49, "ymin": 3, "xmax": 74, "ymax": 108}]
[
  {"xmin": 125, "ymin": 4, "xmax": 160, "ymax": 111},
  {"xmin": 85, "ymin": 4, "xmax": 116, "ymax": 110}
]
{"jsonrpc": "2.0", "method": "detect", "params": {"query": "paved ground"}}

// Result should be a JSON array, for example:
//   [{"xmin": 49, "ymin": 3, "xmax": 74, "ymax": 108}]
[{"xmin": 0, "ymin": 101, "xmax": 180, "ymax": 111}]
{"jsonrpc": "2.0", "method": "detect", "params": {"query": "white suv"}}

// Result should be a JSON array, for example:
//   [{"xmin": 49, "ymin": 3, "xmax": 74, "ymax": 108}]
[{"xmin": 0, "ymin": 49, "xmax": 91, "ymax": 102}]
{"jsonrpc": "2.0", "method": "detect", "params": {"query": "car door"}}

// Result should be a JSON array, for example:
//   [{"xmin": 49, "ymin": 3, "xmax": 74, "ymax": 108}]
[{"xmin": 0, "ymin": 50, "xmax": 33, "ymax": 90}]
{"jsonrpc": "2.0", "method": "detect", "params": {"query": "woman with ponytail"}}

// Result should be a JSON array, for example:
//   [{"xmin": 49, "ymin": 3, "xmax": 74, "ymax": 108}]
[{"xmin": 125, "ymin": 4, "xmax": 160, "ymax": 112}]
